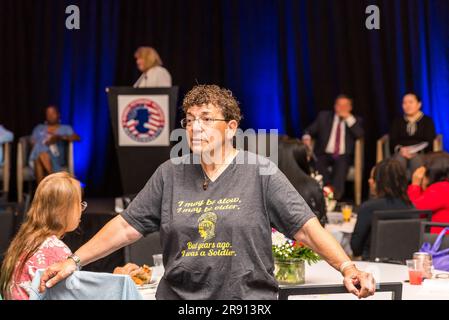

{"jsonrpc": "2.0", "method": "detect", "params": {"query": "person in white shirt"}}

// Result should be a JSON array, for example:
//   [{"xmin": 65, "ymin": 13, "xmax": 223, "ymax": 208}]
[
  {"xmin": 133, "ymin": 47, "xmax": 172, "ymax": 88},
  {"xmin": 302, "ymin": 95, "xmax": 364, "ymax": 200}
]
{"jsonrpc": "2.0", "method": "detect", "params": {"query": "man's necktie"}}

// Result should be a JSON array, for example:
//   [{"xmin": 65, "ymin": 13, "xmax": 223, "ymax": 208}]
[{"xmin": 333, "ymin": 120, "xmax": 342, "ymax": 159}]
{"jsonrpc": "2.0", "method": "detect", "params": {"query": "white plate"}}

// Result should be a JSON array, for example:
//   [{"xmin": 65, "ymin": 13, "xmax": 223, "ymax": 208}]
[{"xmin": 137, "ymin": 280, "xmax": 158, "ymax": 289}]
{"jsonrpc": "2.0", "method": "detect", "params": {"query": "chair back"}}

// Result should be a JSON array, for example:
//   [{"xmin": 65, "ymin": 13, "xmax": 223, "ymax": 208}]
[
  {"xmin": 420, "ymin": 221, "xmax": 449, "ymax": 251},
  {"xmin": 29, "ymin": 270, "xmax": 142, "ymax": 300},
  {"xmin": 434, "ymin": 134, "xmax": 444, "ymax": 152},
  {"xmin": 124, "ymin": 232, "xmax": 163, "ymax": 266},
  {"xmin": 1, "ymin": 142, "xmax": 12, "ymax": 196},
  {"xmin": 278, "ymin": 282, "xmax": 402, "ymax": 300},
  {"xmin": 0, "ymin": 209, "xmax": 15, "ymax": 263},
  {"xmin": 13, "ymin": 193, "xmax": 31, "ymax": 225},
  {"xmin": 17, "ymin": 136, "xmax": 35, "ymax": 203},
  {"xmin": 370, "ymin": 209, "xmax": 432, "ymax": 262},
  {"xmin": 376, "ymin": 135, "xmax": 391, "ymax": 163},
  {"xmin": 377, "ymin": 134, "xmax": 444, "ymax": 163},
  {"xmin": 18, "ymin": 136, "xmax": 32, "ymax": 169},
  {"xmin": 353, "ymin": 138, "xmax": 364, "ymax": 205}
]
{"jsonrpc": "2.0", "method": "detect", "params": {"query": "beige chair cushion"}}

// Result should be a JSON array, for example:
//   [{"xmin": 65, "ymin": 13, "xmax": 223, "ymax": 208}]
[{"xmin": 346, "ymin": 166, "xmax": 355, "ymax": 181}]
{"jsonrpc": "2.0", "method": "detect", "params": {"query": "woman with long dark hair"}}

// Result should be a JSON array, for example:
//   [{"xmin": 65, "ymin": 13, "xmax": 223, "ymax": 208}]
[
  {"xmin": 351, "ymin": 158, "xmax": 413, "ymax": 260},
  {"xmin": 277, "ymin": 137, "xmax": 327, "ymax": 226}
]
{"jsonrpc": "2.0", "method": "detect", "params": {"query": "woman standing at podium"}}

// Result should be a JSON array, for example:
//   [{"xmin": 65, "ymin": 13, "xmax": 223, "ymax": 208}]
[{"xmin": 133, "ymin": 46, "xmax": 172, "ymax": 88}]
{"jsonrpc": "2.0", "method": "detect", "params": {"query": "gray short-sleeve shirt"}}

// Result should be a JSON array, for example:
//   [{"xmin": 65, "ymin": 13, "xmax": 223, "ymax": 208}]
[{"xmin": 121, "ymin": 151, "xmax": 315, "ymax": 300}]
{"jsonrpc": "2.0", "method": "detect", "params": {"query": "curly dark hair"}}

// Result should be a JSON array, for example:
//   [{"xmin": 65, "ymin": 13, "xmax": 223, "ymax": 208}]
[
  {"xmin": 373, "ymin": 158, "xmax": 411, "ymax": 205},
  {"xmin": 182, "ymin": 85, "xmax": 242, "ymax": 123}
]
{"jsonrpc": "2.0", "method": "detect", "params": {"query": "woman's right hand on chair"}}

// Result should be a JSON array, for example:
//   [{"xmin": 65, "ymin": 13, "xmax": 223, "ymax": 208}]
[{"xmin": 39, "ymin": 259, "xmax": 77, "ymax": 292}]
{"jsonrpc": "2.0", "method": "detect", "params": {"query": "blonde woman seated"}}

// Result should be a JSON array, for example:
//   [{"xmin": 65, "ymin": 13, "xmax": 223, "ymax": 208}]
[{"xmin": 0, "ymin": 172, "xmax": 86, "ymax": 300}]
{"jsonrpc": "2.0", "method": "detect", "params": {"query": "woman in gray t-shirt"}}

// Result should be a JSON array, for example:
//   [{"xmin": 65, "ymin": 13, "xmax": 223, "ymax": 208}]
[{"xmin": 39, "ymin": 85, "xmax": 375, "ymax": 300}]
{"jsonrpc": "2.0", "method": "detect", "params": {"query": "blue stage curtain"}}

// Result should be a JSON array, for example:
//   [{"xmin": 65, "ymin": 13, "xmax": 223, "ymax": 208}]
[
  {"xmin": 55, "ymin": 0, "xmax": 120, "ymax": 190},
  {"xmin": 221, "ymin": 0, "xmax": 449, "ymax": 154},
  {"xmin": 1, "ymin": 0, "xmax": 448, "ymax": 197}
]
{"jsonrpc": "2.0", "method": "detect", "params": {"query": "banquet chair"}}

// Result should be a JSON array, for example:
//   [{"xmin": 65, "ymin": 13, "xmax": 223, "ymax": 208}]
[
  {"xmin": 419, "ymin": 222, "xmax": 449, "ymax": 251},
  {"xmin": 370, "ymin": 209, "xmax": 432, "ymax": 263},
  {"xmin": 29, "ymin": 270, "xmax": 142, "ymax": 300},
  {"xmin": 278, "ymin": 282, "xmax": 402, "ymax": 300},
  {"xmin": 17, "ymin": 136, "xmax": 74, "ymax": 203},
  {"xmin": 310, "ymin": 138, "xmax": 364, "ymax": 206},
  {"xmin": 0, "ymin": 142, "xmax": 11, "ymax": 201},
  {"xmin": 0, "ymin": 208, "xmax": 16, "ymax": 264},
  {"xmin": 124, "ymin": 232, "xmax": 163, "ymax": 266},
  {"xmin": 376, "ymin": 134, "xmax": 443, "ymax": 163},
  {"xmin": 0, "ymin": 200, "xmax": 28, "ymax": 233}
]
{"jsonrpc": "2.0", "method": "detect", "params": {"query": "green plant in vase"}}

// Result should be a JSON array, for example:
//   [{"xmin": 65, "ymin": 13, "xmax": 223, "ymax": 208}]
[{"xmin": 272, "ymin": 229, "xmax": 321, "ymax": 285}]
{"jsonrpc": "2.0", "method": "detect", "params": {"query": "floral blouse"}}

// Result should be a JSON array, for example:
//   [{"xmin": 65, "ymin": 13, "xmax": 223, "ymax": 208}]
[{"xmin": 9, "ymin": 235, "xmax": 72, "ymax": 300}]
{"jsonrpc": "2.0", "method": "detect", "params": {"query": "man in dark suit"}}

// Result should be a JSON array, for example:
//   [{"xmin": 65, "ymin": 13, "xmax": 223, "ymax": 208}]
[{"xmin": 302, "ymin": 95, "xmax": 364, "ymax": 200}]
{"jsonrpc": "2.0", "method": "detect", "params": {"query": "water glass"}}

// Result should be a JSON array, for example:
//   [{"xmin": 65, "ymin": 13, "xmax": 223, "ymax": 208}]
[{"xmin": 406, "ymin": 259, "xmax": 424, "ymax": 285}]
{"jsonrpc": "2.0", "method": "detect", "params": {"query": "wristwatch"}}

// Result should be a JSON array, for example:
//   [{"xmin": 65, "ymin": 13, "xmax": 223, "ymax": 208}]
[{"xmin": 67, "ymin": 254, "xmax": 82, "ymax": 271}]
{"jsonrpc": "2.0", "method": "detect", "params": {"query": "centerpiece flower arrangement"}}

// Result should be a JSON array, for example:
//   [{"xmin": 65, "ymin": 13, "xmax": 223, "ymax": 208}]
[
  {"xmin": 311, "ymin": 172, "xmax": 336, "ymax": 212},
  {"xmin": 272, "ymin": 229, "xmax": 321, "ymax": 285},
  {"xmin": 323, "ymin": 185, "xmax": 337, "ymax": 212}
]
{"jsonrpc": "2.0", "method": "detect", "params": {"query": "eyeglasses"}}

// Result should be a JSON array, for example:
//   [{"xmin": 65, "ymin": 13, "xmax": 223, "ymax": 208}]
[
  {"xmin": 180, "ymin": 116, "xmax": 229, "ymax": 128},
  {"xmin": 81, "ymin": 201, "xmax": 88, "ymax": 212}
]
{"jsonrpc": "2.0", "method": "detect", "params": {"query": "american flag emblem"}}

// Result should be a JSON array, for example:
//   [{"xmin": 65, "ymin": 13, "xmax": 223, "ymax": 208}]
[{"xmin": 121, "ymin": 98, "xmax": 165, "ymax": 143}]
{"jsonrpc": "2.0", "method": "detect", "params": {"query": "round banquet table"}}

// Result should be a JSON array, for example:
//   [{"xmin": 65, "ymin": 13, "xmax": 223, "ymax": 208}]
[
  {"xmin": 288, "ymin": 261, "xmax": 449, "ymax": 300},
  {"xmin": 139, "ymin": 261, "xmax": 449, "ymax": 300}
]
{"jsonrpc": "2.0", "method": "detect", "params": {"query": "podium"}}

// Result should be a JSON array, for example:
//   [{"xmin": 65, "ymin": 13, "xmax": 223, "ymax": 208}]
[{"xmin": 107, "ymin": 87, "xmax": 179, "ymax": 195}]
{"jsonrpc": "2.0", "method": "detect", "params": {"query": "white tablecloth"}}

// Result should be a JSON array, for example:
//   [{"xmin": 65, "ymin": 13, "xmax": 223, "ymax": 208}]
[
  {"xmin": 325, "ymin": 215, "xmax": 357, "ymax": 256},
  {"xmin": 288, "ymin": 261, "xmax": 449, "ymax": 300},
  {"xmin": 139, "ymin": 285, "xmax": 157, "ymax": 300},
  {"xmin": 140, "ymin": 261, "xmax": 449, "ymax": 300}
]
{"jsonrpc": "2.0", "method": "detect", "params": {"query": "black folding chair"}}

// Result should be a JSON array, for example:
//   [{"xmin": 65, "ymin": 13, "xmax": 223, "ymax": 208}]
[
  {"xmin": 0, "ymin": 208, "xmax": 16, "ymax": 263},
  {"xmin": 419, "ymin": 221, "xmax": 449, "ymax": 250},
  {"xmin": 124, "ymin": 232, "xmax": 163, "ymax": 266},
  {"xmin": 370, "ymin": 209, "xmax": 432, "ymax": 263}
]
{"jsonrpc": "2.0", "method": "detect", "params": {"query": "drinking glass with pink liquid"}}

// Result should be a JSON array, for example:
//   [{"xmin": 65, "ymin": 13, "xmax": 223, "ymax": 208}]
[{"xmin": 406, "ymin": 259, "xmax": 424, "ymax": 285}]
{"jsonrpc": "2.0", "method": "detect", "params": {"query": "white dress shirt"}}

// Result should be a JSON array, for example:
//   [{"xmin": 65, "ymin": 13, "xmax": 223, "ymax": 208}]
[
  {"xmin": 133, "ymin": 65, "xmax": 172, "ymax": 88},
  {"xmin": 325, "ymin": 114, "xmax": 357, "ymax": 155}
]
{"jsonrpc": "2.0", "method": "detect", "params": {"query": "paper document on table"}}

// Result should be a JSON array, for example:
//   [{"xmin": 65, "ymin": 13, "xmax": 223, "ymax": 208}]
[{"xmin": 407, "ymin": 142, "xmax": 428, "ymax": 154}]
